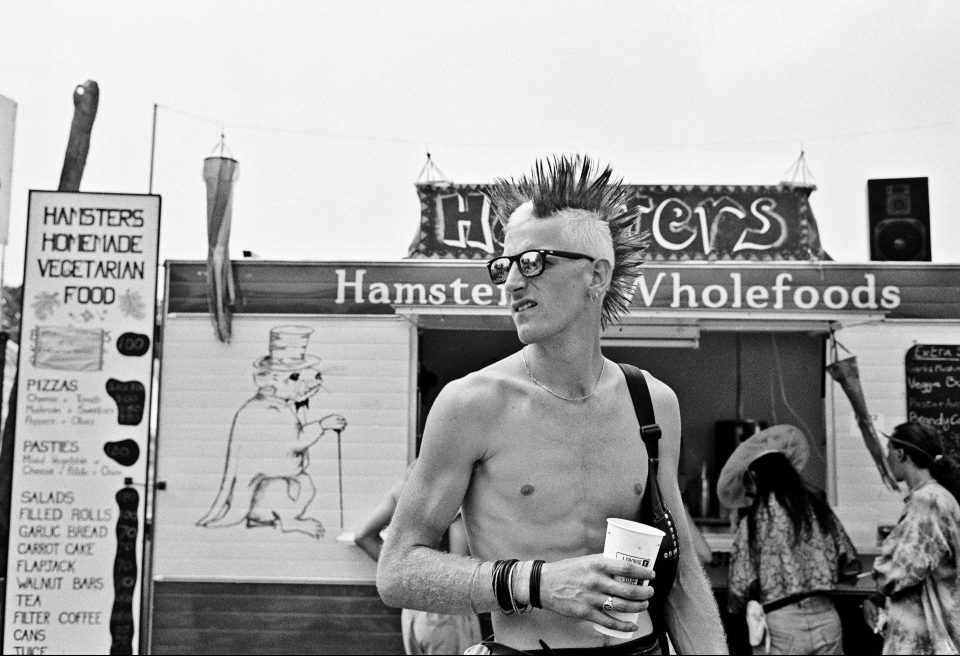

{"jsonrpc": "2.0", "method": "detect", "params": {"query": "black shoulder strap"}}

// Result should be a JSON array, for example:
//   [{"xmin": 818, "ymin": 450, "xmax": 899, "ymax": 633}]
[
  {"xmin": 618, "ymin": 365, "xmax": 676, "ymax": 653},
  {"xmin": 617, "ymin": 363, "xmax": 662, "ymax": 461}
]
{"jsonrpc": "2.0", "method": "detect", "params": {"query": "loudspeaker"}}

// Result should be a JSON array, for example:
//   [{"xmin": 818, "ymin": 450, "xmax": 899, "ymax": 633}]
[{"xmin": 868, "ymin": 177, "xmax": 930, "ymax": 261}]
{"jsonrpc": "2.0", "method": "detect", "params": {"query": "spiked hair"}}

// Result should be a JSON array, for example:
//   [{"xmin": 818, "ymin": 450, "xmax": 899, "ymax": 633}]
[{"xmin": 487, "ymin": 154, "xmax": 648, "ymax": 328}]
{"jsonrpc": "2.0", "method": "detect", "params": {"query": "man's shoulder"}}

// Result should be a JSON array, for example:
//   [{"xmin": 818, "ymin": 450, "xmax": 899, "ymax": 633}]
[
  {"xmin": 641, "ymin": 367, "xmax": 672, "ymax": 389},
  {"xmin": 617, "ymin": 364, "xmax": 678, "ymax": 404},
  {"xmin": 435, "ymin": 351, "xmax": 523, "ymax": 412},
  {"xmin": 613, "ymin": 363, "xmax": 681, "ymax": 449}
]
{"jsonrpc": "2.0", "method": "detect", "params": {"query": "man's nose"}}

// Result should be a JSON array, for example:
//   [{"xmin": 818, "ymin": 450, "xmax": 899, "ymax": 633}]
[{"xmin": 504, "ymin": 261, "xmax": 527, "ymax": 294}]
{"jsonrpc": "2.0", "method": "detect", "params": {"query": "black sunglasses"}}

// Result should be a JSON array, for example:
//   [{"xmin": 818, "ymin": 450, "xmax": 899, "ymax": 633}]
[{"xmin": 486, "ymin": 249, "xmax": 595, "ymax": 285}]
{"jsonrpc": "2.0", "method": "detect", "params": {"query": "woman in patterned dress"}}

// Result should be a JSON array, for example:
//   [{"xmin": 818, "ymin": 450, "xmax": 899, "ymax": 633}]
[
  {"xmin": 873, "ymin": 421, "xmax": 960, "ymax": 655},
  {"xmin": 719, "ymin": 424, "xmax": 861, "ymax": 655}
]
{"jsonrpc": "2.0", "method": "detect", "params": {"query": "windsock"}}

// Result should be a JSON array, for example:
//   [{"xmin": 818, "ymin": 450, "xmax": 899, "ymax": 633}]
[
  {"xmin": 203, "ymin": 156, "xmax": 239, "ymax": 342},
  {"xmin": 826, "ymin": 356, "xmax": 899, "ymax": 490}
]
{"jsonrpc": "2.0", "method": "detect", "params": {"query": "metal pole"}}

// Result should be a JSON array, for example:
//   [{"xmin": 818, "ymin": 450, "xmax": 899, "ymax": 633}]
[
  {"xmin": 143, "ymin": 100, "xmax": 159, "ymax": 655},
  {"xmin": 148, "ymin": 103, "xmax": 157, "ymax": 194},
  {"xmin": 0, "ymin": 244, "xmax": 6, "ymax": 305}
]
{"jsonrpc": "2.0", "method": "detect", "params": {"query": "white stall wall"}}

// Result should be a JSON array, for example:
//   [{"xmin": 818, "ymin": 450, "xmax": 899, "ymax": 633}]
[
  {"xmin": 152, "ymin": 315, "xmax": 414, "ymax": 582},
  {"xmin": 830, "ymin": 320, "xmax": 960, "ymax": 549}
]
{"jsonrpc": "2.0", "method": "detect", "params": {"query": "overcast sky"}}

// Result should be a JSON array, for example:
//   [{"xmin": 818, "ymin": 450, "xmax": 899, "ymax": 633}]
[{"xmin": 1, "ymin": 1, "xmax": 958, "ymax": 284}]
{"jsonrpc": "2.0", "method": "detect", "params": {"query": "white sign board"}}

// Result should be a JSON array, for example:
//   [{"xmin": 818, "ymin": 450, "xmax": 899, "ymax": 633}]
[
  {"xmin": 3, "ymin": 191, "xmax": 161, "ymax": 655},
  {"xmin": 0, "ymin": 95, "xmax": 16, "ymax": 245},
  {"xmin": 152, "ymin": 315, "xmax": 412, "ymax": 583}
]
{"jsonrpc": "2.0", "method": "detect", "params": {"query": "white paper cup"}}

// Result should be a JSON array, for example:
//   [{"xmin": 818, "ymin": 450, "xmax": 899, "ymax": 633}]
[{"xmin": 593, "ymin": 518, "xmax": 665, "ymax": 639}]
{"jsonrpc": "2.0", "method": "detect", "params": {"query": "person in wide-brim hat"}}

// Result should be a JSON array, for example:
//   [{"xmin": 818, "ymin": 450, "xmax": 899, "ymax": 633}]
[
  {"xmin": 721, "ymin": 424, "xmax": 860, "ymax": 655},
  {"xmin": 717, "ymin": 424, "xmax": 810, "ymax": 509}
]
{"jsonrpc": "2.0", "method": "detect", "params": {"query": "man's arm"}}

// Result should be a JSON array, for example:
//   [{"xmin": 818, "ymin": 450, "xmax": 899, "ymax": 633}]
[
  {"xmin": 683, "ymin": 502, "xmax": 715, "ymax": 565},
  {"xmin": 648, "ymin": 375, "xmax": 728, "ymax": 654},
  {"xmin": 377, "ymin": 376, "xmax": 500, "ymax": 614}
]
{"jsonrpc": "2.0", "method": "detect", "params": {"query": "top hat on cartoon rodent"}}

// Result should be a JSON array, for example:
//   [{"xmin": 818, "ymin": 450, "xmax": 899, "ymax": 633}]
[{"xmin": 254, "ymin": 325, "xmax": 322, "ymax": 371}]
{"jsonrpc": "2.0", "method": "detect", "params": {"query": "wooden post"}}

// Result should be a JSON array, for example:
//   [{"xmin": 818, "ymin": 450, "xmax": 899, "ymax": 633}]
[{"xmin": 58, "ymin": 79, "xmax": 99, "ymax": 192}]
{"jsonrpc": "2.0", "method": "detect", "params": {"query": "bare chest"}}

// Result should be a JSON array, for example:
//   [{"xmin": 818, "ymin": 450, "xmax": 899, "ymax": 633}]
[{"xmin": 466, "ymin": 395, "xmax": 650, "ymax": 554}]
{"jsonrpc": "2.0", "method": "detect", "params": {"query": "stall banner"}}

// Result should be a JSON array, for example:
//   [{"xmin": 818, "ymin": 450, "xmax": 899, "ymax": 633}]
[
  {"xmin": 3, "ymin": 191, "xmax": 161, "ymax": 655},
  {"xmin": 151, "ymin": 316, "xmax": 411, "ymax": 582},
  {"xmin": 0, "ymin": 94, "xmax": 16, "ymax": 245},
  {"xmin": 905, "ymin": 345, "xmax": 960, "ymax": 446},
  {"xmin": 407, "ymin": 182, "xmax": 829, "ymax": 261},
  {"xmin": 166, "ymin": 261, "xmax": 960, "ymax": 322}
]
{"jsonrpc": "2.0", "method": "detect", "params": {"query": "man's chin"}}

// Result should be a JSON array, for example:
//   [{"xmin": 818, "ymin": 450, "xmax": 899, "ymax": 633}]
[
  {"xmin": 512, "ymin": 319, "xmax": 533, "ymax": 344},
  {"xmin": 514, "ymin": 322, "xmax": 549, "ymax": 345}
]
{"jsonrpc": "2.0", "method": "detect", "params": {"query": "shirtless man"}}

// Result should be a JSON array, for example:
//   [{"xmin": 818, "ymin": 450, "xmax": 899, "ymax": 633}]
[{"xmin": 378, "ymin": 155, "xmax": 727, "ymax": 654}]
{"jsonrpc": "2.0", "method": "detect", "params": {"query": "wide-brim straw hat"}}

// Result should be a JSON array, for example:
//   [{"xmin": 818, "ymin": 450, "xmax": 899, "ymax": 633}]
[{"xmin": 717, "ymin": 424, "xmax": 810, "ymax": 509}]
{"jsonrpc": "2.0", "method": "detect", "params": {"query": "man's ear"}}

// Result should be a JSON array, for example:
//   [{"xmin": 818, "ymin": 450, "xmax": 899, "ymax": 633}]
[{"xmin": 588, "ymin": 258, "xmax": 613, "ymax": 295}]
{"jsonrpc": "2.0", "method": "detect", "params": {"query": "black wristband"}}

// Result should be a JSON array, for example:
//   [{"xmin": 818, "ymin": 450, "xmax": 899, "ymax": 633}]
[
  {"xmin": 492, "ymin": 559, "xmax": 518, "ymax": 614},
  {"xmin": 529, "ymin": 560, "xmax": 545, "ymax": 609},
  {"xmin": 501, "ymin": 560, "xmax": 518, "ymax": 614}
]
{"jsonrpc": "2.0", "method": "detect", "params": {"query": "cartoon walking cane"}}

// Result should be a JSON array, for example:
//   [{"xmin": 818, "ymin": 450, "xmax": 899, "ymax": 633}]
[{"xmin": 335, "ymin": 428, "xmax": 344, "ymax": 529}]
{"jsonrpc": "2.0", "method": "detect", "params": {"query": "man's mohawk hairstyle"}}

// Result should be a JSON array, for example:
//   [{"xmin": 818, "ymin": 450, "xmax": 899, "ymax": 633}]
[{"xmin": 487, "ymin": 154, "xmax": 648, "ymax": 328}]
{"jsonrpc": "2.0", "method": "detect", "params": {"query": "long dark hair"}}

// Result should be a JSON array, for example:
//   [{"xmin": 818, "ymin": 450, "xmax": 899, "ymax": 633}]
[
  {"xmin": 890, "ymin": 421, "xmax": 960, "ymax": 502},
  {"xmin": 746, "ymin": 452, "xmax": 837, "ymax": 552}
]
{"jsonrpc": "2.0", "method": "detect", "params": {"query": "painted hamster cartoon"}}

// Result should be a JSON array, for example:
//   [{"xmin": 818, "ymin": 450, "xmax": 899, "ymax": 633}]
[{"xmin": 196, "ymin": 326, "xmax": 347, "ymax": 538}]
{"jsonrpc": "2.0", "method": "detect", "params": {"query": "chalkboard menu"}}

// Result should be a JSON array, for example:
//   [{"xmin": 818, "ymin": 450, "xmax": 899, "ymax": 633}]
[{"xmin": 905, "ymin": 344, "xmax": 960, "ymax": 448}]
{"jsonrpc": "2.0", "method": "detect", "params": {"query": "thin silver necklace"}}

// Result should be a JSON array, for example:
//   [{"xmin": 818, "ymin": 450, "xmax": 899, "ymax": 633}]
[{"xmin": 521, "ymin": 347, "xmax": 604, "ymax": 402}]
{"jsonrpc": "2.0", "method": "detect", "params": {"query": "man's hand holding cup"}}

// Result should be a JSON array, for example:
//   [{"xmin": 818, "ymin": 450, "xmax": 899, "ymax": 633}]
[{"xmin": 594, "ymin": 518, "xmax": 665, "ymax": 638}]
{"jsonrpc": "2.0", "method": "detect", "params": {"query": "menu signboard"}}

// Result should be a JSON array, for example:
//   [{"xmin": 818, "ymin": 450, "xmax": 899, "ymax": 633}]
[
  {"xmin": 3, "ymin": 191, "xmax": 160, "ymax": 655},
  {"xmin": 905, "ymin": 344, "xmax": 960, "ymax": 447}
]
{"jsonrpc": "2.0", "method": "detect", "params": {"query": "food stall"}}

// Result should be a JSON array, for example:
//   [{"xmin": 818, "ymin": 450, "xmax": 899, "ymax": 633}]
[{"xmin": 147, "ymin": 182, "xmax": 960, "ymax": 653}]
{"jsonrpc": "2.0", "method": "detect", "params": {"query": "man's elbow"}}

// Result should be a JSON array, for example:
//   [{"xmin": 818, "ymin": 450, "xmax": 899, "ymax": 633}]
[{"xmin": 375, "ymin": 554, "xmax": 404, "ymax": 608}]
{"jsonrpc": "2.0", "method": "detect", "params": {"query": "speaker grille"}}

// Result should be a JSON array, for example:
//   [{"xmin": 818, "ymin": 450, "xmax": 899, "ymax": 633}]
[{"xmin": 873, "ymin": 218, "xmax": 928, "ymax": 261}]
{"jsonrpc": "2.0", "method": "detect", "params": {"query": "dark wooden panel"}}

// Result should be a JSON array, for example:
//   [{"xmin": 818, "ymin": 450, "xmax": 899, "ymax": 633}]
[{"xmin": 150, "ymin": 581, "xmax": 403, "ymax": 655}]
